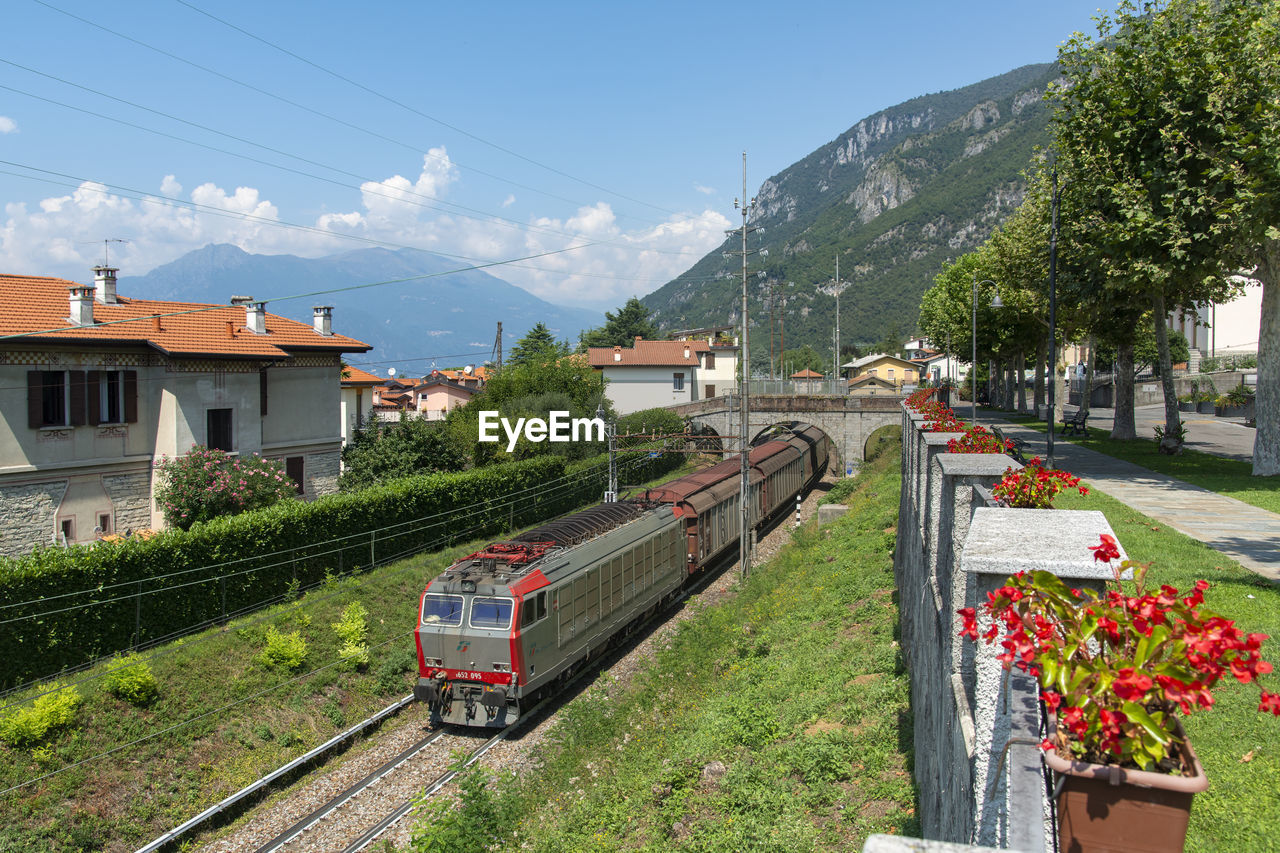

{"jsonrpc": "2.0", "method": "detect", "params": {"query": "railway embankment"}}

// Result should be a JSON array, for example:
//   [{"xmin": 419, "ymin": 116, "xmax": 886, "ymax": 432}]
[
  {"xmin": 0, "ymin": 454, "xmax": 691, "ymax": 853},
  {"xmin": 401, "ymin": 426, "xmax": 918, "ymax": 852}
]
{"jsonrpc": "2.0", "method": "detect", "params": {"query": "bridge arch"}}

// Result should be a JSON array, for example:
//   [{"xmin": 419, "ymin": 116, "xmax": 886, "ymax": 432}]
[{"xmin": 672, "ymin": 395, "xmax": 902, "ymax": 465}]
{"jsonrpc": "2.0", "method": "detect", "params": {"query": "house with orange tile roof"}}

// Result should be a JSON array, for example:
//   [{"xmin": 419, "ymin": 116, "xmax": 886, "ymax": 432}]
[
  {"xmin": 587, "ymin": 337, "xmax": 739, "ymax": 415},
  {"xmin": 339, "ymin": 365, "xmax": 383, "ymax": 445},
  {"xmin": 0, "ymin": 265, "xmax": 370, "ymax": 556},
  {"xmin": 415, "ymin": 372, "xmax": 477, "ymax": 420}
]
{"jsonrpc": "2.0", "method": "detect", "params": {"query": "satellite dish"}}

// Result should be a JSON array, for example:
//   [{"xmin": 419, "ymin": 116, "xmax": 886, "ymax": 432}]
[
  {"xmin": 463, "ymin": 364, "xmax": 474, "ymax": 375},
  {"xmin": 387, "ymin": 367, "xmax": 396, "ymax": 377}
]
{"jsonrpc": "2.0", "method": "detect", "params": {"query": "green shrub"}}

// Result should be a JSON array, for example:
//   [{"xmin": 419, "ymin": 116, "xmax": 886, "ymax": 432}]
[
  {"xmin": 102, "ymin": 653, "xmax": 159, "ymax": 706},
  {"xmin": 154, "ymin": 446, "xmax": 298, "ymax": 530},
  {"xmin": 259, "ymin": 627, "xmax": 308, "ymax": 670},
  {"xmin": 375, "ymin": 646, "xmax": 419, "ymax": 694},
  {"xmin": 0, "ymin": 682, "xmax": 82, "ymax": 748},
  {"xmin": 333, "ymin": 602, "xmax": 370, "ymax": 671}
]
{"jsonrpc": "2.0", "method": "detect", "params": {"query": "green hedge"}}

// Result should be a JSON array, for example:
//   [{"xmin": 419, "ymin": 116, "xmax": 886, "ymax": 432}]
[{"xmin": 0, "ymin": 449, "xmax": 683, "ymax": 691}]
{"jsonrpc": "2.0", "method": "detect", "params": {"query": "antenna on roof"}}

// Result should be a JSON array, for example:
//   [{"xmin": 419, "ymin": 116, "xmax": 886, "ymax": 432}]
[{"xmin": 81, "ymin": 238, "xmax": 129, "ymax": 267}]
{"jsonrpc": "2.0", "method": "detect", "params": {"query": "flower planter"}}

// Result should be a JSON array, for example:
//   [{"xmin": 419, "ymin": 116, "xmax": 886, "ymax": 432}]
[
  {"xmin": 1197, "ymin": 401, "xmax": 1216, "ymax": 414},
  {"xmin": 1177, "ymin": 401, "xmax": 1196, "ymax": 412},
  {"xmin": 1045, "ymin": 716, "xmax": 1208, "ymax": 853}
]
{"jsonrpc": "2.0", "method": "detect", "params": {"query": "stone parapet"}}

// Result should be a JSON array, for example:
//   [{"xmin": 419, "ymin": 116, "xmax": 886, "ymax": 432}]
[{"xmin": 894, "ymin": 401, "xmax": 1127, "ymax": 850}]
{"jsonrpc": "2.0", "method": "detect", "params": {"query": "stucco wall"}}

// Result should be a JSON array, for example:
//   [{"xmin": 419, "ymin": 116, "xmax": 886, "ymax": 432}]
[
  {"xmin": 0, "ymin": 479, "xmax": 68, "ymax": 557},
  {"xmin": 602, "ymin": 366, "xmax": 695, "ymax": 414}
]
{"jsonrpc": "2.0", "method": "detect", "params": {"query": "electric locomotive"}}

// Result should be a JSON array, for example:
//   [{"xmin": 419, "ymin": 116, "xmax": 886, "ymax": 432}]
[{"xmin": 414, "ymin": 422, "xmax": 831, "ymax": 727}]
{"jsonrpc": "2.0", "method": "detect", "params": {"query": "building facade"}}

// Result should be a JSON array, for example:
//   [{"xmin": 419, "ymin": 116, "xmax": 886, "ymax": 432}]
[
  {"xmin": 588, "ymin": 338, "xmax": 739, "ymax": 415},
  {"xmin": 0, "ymin": 268, "xmax": 370, "ymax": 556}
]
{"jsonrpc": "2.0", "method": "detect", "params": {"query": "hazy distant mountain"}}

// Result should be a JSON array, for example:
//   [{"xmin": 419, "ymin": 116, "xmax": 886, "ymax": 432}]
[
  {"xmin": 120, "ymin": 245, "xmax": 602, "ymax": 371},
  {"xmin": 644, "ymin": 63, "xmax": 1057, "ymax": 360}
]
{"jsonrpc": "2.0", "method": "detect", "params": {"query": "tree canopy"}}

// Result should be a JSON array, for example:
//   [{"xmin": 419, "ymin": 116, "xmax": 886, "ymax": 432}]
[
  {"xmin": 508, "ymin": 322, "xmax": 570, "ymax": 368},
  {"xmin": 578, "ymin": 298, "xmax": 659, "ymax": 349}
]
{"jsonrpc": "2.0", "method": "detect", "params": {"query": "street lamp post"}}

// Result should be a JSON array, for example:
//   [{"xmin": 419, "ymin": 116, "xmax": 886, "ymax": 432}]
[{"xmin": 972, "ymin": 274, "xmax": 1002, "ymax": 429}]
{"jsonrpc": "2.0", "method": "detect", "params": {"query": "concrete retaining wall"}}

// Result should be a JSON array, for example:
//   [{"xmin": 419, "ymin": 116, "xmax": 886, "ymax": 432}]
[{"xmin": 884, "ymin": 402, "xmax": 1129, "ymax": 851}]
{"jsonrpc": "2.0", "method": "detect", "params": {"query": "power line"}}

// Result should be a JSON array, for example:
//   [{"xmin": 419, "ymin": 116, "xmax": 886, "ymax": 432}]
[
  {"xmin": 169, "ymin": 0, "xmax": 682, "ymax": 220},
  {"xmin": 0, "ymin": 236, "xmax": 597, "ymax": 342},
  {"xmin": 28, "ymin": 0, "xmax": 679, "ymax": 229},
  {"xmin": 0, "ymin": 162, "xmax": 720, "ymax": 287},
  {"xmin": 0, "ymin": 76, "xmax": 700, "ymax": 258}
]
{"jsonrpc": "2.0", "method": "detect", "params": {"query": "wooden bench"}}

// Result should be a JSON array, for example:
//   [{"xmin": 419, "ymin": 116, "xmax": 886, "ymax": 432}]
[
  {"xmin": 990, "ymin": 426, "xmax": 1029, "ymax": 464},
  {"xmin": 1060, "ymin": 409, "xmax": 1089, "ymax": 437}
]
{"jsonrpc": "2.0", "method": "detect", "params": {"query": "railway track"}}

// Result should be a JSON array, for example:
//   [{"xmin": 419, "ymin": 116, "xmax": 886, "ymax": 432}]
[{"xmin": 161, "ymin": 476, "xmax": 832, "ymax": 853}]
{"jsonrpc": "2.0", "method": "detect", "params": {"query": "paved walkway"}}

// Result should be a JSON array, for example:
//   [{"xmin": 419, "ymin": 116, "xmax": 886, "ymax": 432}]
[{"xmin": 990, "ymin": 419, "xmax": 1280, "ymax": 582}]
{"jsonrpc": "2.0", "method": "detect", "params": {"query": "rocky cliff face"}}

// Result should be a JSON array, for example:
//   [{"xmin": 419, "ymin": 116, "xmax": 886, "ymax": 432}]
[{"xmin": 643, "ymin": 63, "xmax": 1057, "ymax": 356}]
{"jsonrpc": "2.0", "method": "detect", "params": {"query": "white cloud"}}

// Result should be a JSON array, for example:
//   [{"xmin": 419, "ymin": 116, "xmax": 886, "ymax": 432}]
[
  {"xmin": 694, "ymin": 183, "xmax": 715, "ymax": 195},
  {"xmin": 501, "ymin": 194, "xmax": 515, "ymax": 208},
  {"xmin": 0, "ymin": 117, "xmax": 16, "ymax": 134},
  {"xmin": 0, "ymin": 144, "xmax": 728, "ymax": 309}
]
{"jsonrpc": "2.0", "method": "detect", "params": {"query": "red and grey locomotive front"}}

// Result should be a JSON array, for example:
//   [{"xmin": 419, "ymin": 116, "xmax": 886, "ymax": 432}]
[{"xmin": 414, "ymin": 541, "xmax": 553, "ymax": 726}]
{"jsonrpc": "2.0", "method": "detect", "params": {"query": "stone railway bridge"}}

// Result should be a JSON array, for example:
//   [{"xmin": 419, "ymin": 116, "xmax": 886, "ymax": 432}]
[{"xmin": 667, "ymin": 394, "xmax": 904, "ymax": 471}]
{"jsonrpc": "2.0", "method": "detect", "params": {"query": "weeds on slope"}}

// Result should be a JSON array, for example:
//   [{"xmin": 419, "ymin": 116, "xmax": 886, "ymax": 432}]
[{"xmin": 411, "ymin": 434, "xmax": 915, "ymax": 853}]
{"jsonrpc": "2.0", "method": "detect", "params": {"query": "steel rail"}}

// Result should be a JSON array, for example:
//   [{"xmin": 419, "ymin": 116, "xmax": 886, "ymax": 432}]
[
  {"xmin": 133, "ymin": 694, "xmax": 415, "ymax": 853},
  {"xmin": 251, "ymin": 728, "xmax": 450, "ymax": 853}
]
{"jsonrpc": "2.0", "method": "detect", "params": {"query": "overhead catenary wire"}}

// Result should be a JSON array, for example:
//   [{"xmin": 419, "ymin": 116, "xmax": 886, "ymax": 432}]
[
  {"xmin": 0, "ymin": 454, "xmax": 676, "ymax": 794},
  {"xmin": 0, "ymin": 452, "xmax": 670, "ymax": 706}
]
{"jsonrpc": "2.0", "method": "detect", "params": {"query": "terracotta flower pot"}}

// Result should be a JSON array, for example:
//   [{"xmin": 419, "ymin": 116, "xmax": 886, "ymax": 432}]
[{"xmin": 1044, "ymin": 716, "xmax": 1208, "ymax": 853}]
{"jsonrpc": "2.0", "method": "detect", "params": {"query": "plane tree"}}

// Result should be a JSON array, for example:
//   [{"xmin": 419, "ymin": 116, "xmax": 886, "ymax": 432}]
[{"xmin": 1050, "ymin": 0, "xmax": 1277, "ymax": 455}]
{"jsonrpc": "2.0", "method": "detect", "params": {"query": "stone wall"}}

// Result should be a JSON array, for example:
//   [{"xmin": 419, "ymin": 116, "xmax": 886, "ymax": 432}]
[
  {"xmin": 0, "ymin": 480, "xmax": 68, "ymax": 557},
  {"xmin": 308, "ymin": 449, "xmax": 341, "ymax": 498},
  {"xmin": 890, "ymin": 402, "xmax": 1128, "ymax": 851},
  {"xmin": 103, "ymin": 471, "xmax": 153, "ymax": 534}
]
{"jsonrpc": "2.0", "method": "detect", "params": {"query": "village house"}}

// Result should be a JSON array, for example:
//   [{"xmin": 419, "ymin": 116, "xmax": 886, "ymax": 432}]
[
  {"xmin": 844, "ymin": 353, "xmax": 920, "ymax": 390},
  {"xmin": 588, "ymin": 337, "xmax": 739, "ymax": 415},
  {"xmin": 339, "ymin": 365, "xmax": 383, "ymax": 445},
  {"xmin": 0, "ymin": 266, "xmax": 370, "ymax": 556}
]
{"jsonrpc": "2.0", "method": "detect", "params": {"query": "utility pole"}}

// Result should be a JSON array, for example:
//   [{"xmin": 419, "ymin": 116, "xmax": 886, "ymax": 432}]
[
  {"xmin": 831, "ymin": 256, "xmax": 846, "ymax": 393},
  {"xmin": 1047, "ymin": 167, "xmax": 1060, "ymax": 469},
  {"xmin": 725, "ymin": 153, "xmax": 759, "ymax": 579},
  {"xmin": 493, "ymin": 322, "xmax": 503, "ymax": 372}
]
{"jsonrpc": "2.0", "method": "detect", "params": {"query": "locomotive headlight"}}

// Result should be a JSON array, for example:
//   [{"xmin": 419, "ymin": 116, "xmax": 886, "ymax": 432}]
[
  {"xmin": 425, "ymin": 657, "xmax": 443, "ymax": 667},
  {"xmin": 461, "ymin": 579, "xmax": 477, "ymax": 593},
  {"xmin": 493, "ymin": 662, "xmax": 511, "ymax": 673}
]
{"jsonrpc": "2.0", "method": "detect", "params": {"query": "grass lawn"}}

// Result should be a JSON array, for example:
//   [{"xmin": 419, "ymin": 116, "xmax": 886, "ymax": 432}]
[
  {"xmin": 0, "ymin": 457, "xmax": 701, "ymax": 853},
  {"xmin": 1004, "ymin": 416, "xmax": 1280, "ymax": 515},
  {"xmin": 408, "ymin": 429, "xmax": 916, "ymax": 853},
  {"xmin": 1055, "ymin": 487, "xmax": 1280, "ymax": 851}
]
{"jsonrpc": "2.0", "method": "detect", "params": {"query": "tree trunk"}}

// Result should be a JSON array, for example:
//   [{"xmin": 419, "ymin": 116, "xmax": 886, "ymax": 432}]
[
  {"xmin": 1152, "ymin": 293, "xmax": 1182, "ymax": 454},
  {"xmin": 1003, "ymin": 357, "xmax": 1015, "ymax": 411},
  {"xmin": 1081, "ymin": 334, "xmax": 1095, "ymax": 417},
  {"xmin": 1112, "ymin": 341, "xmax": 1137, "ymax": 440},
  {"xmin": 1254, "ymin": 238, "xmax": 1280, "ymax": 476},
  {"xmin": 1034, "ymin": 338, "xmax": 1047, "ymax": 416},
  {"xmin": 1016, "ymin": 351, "xmax": 1028, "ymax": 413}
]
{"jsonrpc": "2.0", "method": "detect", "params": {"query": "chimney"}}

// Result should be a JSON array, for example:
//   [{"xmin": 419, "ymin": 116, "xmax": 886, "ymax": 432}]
[
  {"xmin": 69, "ymin": 286, "xmax": 95, "ymax": 326},
  {"xmin": 313, "ymin": 305, "xmax": 333, "ymax": 336},
  {"xmin": 93, "ymin": 266, "xmax": 119, "ymax": 304},
  {"xmin": 230, "ymin": 295, "xmax": 253, "ymax": 306},
  {"xmin": 683, "ymin": 345, "xmax": 691, "ymax": 359},
  {"xmin": 247, "ymin": 301, "xmax": 267, "ymax": 335},
  {"xmin": 613, "ymin": 345, "xmax": 622, "ymax": 362}
]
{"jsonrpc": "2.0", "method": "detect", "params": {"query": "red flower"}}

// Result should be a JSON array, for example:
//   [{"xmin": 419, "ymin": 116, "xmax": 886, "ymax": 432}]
[
  {"xmin": 1089, "ymin": 533, "xmax": 1121, "ymax": 563},
  {"xmin": 1113, "ymin": 668, "xmax": 1154, "ymax": 702},
  {"xmin": 1260, "ymin": 691, "xmax": 1280, "ymax": 716},
  {"xmin": 957, "ymin": 607, "xmax": 979, "ymax": 640}
]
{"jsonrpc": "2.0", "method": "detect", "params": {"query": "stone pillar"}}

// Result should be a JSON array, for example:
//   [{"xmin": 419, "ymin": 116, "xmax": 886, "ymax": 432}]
[{"xmin": 961, "ymin": 507, "xmax": 1128, "ymax": 851}]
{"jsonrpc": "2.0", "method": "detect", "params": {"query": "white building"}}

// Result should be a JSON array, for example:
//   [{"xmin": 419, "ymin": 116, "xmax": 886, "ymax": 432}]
[
  {"xmin": 588, "ymin": 338, "xmax": 739, "ymax": 415},
  {"xmin": 0, "ymin": 267, "xmax": 370, "ymax": 556}
]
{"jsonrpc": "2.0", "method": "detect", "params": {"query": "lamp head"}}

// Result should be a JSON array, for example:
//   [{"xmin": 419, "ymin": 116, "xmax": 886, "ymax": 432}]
[{"xmin": 990, "ymin": 293, "xmax": 1004, "ymax": 309}]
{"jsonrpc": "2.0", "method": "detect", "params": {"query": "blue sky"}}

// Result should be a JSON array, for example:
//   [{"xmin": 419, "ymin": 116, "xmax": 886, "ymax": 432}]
[{"xmin": 0, "ymin": 0, "xmax": 1110, "ymax": 309}]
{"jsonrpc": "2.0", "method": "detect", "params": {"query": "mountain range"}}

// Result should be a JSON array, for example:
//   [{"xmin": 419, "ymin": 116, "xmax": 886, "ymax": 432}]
[
  {"xmin": 119, "ymin": 244, "xmax": 603, "ymax": 372},
  {"xmin": 642, "ymin": 62, "xmax": 1058, "ymax": 362}
]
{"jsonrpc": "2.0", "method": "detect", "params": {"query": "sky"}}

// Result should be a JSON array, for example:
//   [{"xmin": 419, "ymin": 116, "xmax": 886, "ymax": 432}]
[{"xmin": 0, "ymin": 0, "xmax": 1113, "ymax": 312}]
